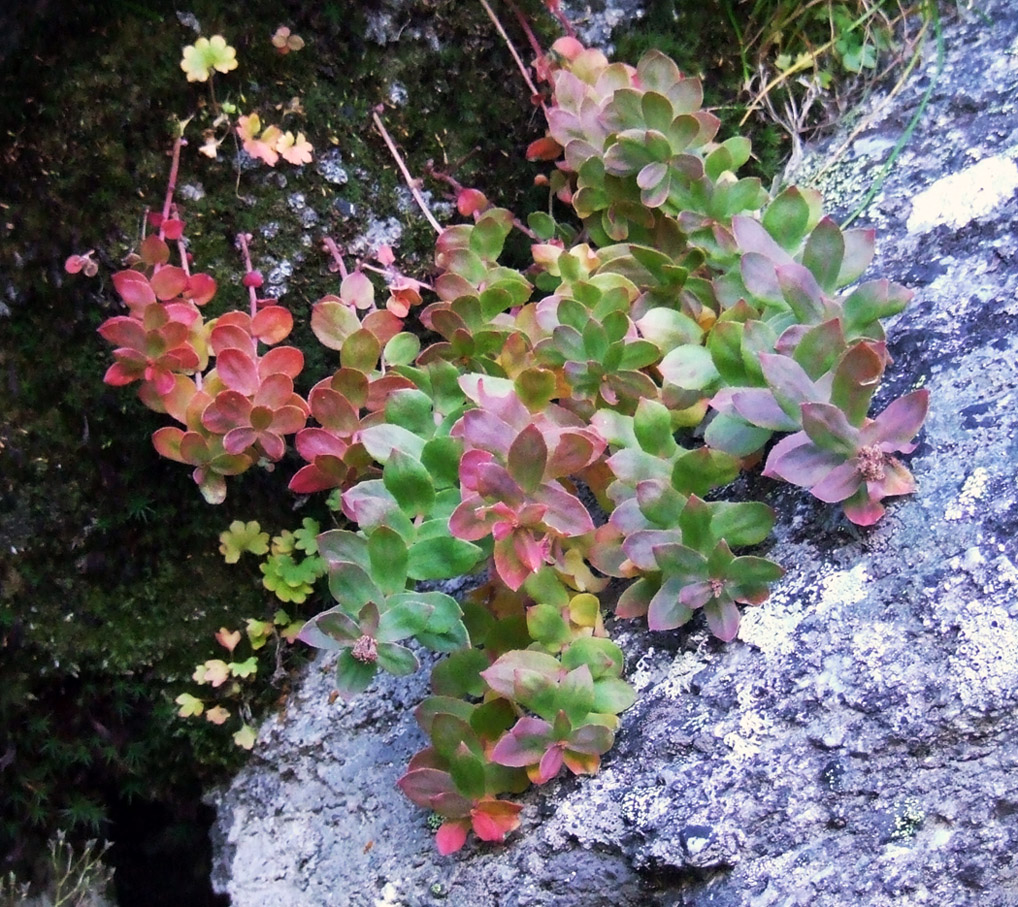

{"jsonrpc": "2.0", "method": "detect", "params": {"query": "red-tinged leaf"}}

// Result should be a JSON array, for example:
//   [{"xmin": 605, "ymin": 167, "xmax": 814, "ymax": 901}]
[
  {"xmin": 802, "ymin": 216, "xmax": 845, "ymax": 292},
  {"xmin": 448, "ymin": 497, "xmax": 494, "ymax": 542},
  {"xmin": 534, "ymin": 746, "xmax": 565, "ymax": 784},
  {"xmin": 270, "ymin": 404, "xmax": 308, "ymax": 436},
  {"xmin": 452, "ymin": 409, "xmax": 514, "ymax": 457},
  {"xmin": 622, "ymin": 529, "xmax": 680, "ymax": 572},
  {"xmin": 311, "ymin": 297, "xmax": 360, "ymax": 350},
  {"xmin": 866, "ymin": 389, "xmax": 929, "ymax": 450},
  {"xmin": 140, "ymin": 234, "xmax": 170, "ymax": 266},
  {"xmin": 562, "ymin": 749, "xmax": 601, "ymax": 776},
  {"xmin": 98, "ymin": 316, "xmax": 146, "ymax": 349},
  {"xmin": 152, "ymin": 427, "xmax": 186, "ymax": 462},
  {"xmin": 396, "ymin": 767, "xmax": 458, "ymax": 810},
  {"xmin": 113, "ymin": 270, "xmax": 156, "ymax": 308},
  {"xmin": 490, "ymin": 717, "xmax": 554, "ymax": 767},
  {"xmin": 341, "ymin": 271, "xmax": 375, "ymax": 310},
  {"xmin": 252, "ymin": 306, "xmax": 293, "ymax": 345},
  {"xmin": 341, "ymin": 328, "xmax": 381, "ymax": 373},
  {"xmin": 260, "ymin": 345, "xmax": 304, "ymax": 380},
  {"xmin": 616, "ymin": 577, "xmax": 654, "ymax": 618},
  {"xmin": 224, "ymin": 427, "xmax": 259, "ymax": 456},
  {"xmin": 185, "ymin": 272, "xmax": 217, "ymax": 305},
  {"xmin": 809, "ymin": 461, "xmax": 862, "ymax": 503},
  {"xmin": 471, "ymin": 799, "xmax": 522, "ymax": 843},
  {"xmin": 679, "ymin": 580, "xmax": 714, "ymax": 609},
  {"xmin": 496, "ymin": 532, "xmax": 541, "ymax": 591},
  {"xmin": 104, "ymin": 358, "xmax": 142, "ymax": 387},
  {"xmin": 800, "ymin": 403, "xmax": 860, "ymax": 456},
  {"xmin": 179, "ymin": 432, "xmax": 210, "ymax": 464},
  {"xmin": 481, "ymin": 650, "xmax": 561, "ymax": 699},
  {"xmin": 362, "ymin": 309, "xmax": 403, "ymax": 347},
  {"xmin": 526, "ymin": 136, "xmax": 563, "ymax": 161},
  {"xmin": 731, "ymin": 215, "xmax": 794, "ymax": 265},
  {"xmin": 532, "ymin": 483, "xmax": 594, "ymax": 537},
  {"xmin": 210, "ymin": 323, "xmax": 255, "ymax": 357},
  {"xmin": 872, "ymin": 458, "xmax": 916, "ymax": 499},
  {"xmin": 150, "ymin": 266, "xmax": 189, "ymax": 300},
  {"xmin": 309, "ymin": 387, "xmax": 359, "ymax": 433},
  {"xmin": 202, "ymin": 390, "xmax": 251, "ymax": 434},
  {"xmin": 703, "ymin": 597, "xmax": 741, "ymax": 641},
  {"xmin": 162, "ymin": 217, "xmax": 185, "ymax": 240},
  {"xmin": 842, "ymin": 486, "xmax": 886, "ymax": 526},
  {"xmin": 435, "ymin": 820, "xmax": 470, "ymax": 855},
  {"xmin": 731, "ymin": 389, "xmax": 799, "ymax": 432},
  {"xmin": 457, "ymin": 188, "xmax": 489, "ymax": 216},
  {"xmin": 288, "ymin": 458, "xmax": 350, "ymax": 494},
  {"xmin": 217, "ymin": 348, "xmax": 260, "ymax": 395},
  {"xmin": 777, "ymin": 263, "xmax": 825, "ymax": 324},
  {"xmin": 838, "ymin": 228, "xmax": 876, "ymax": 287},
  {"xmin": 647, "ymin": 576, "xmax": 695, "ymax": 630},
  {"xmin": 762, "ymin": 432, "xmax": 844, "ymax": 488},
  {"xmin": 741, "ymin": 252, "xmax": 783, "ymax": 306},
  {"xmin": 507, "ymin": 424, "xmax": 548, "ymax": 494},
  {"xmin": 546, "ymin": 431, "xmax": 602, "ymax": 478}
]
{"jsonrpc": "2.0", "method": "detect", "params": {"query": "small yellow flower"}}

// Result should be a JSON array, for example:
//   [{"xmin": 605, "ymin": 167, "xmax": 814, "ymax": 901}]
[{"xmin": 181, "ymin": 35, "xmax": 238, "ymax": 83}]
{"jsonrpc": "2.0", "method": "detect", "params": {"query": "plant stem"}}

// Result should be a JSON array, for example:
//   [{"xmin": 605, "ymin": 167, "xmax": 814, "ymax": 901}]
[
  {"xmin": 371, "ymin": 112, "xmax": 443, "ymax": 235},
  {"xmin": 159, "ymin": 135, "xmax": 184, "ymax": 240},
  {"xmin": 478, "ymin": 0, "xmax": 543, "ymax": 105},
  {"xmin": 236, "ymin": 232, "xmax": 259, "ymax": 318}
]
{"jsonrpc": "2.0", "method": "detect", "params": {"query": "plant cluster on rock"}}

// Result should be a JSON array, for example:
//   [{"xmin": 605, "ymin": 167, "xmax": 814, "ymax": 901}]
[{"xmin": 82, "ymin": 17, "xmax": 926, "ymax": 855}]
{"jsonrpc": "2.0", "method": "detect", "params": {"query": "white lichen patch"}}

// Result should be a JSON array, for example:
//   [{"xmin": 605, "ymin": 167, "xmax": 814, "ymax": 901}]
[
  {"xmin": 738, "ymin": 596, "xmax": 803, "ymax": 657},
  {"xmin": 945, "ymin": 467, "xmax": 990, "ymax": 521},
  {"xmin": 947, "ymin": 600, "xmax": 1018, "ymax": 710},
  {"xmin": 817, "ymin": 564, "xmax": 871, "ymax": 617},
  {"xmin": 907, "ymin": 156, "xmax": 1018, "ymax": 233},
  {"xmin": 723, "ymin": 710, "xmax": 773, "ymax": 763}
]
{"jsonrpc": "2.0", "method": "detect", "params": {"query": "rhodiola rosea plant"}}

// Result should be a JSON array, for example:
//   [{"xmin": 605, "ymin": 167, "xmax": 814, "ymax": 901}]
[{"xmin": 83, "ymin": 18, "xmax": 928, "ymax": 856}]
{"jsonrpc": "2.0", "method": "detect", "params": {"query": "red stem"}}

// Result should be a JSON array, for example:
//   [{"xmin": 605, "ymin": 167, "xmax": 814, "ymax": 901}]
[{"xmin": 236, "ymin": 232, "xmax": 258, "ymax": 318}]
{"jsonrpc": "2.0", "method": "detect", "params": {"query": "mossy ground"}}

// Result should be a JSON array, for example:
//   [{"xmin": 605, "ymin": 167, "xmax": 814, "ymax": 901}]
[{"xmin": 0, "ymin": 0, "xmax": 800, "ymax": 900}]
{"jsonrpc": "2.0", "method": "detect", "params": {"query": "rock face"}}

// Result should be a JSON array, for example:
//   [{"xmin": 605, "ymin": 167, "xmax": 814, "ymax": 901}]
[{"xmin": 210, "ymin": 3, "xmax": 1018, "ymax": 904}]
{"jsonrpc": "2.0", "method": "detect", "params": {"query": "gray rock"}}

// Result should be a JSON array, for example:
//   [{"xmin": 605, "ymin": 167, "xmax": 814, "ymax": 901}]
[{"xmin": 211, "ymin": 2, "xmax": 1018, "ymax": 904}]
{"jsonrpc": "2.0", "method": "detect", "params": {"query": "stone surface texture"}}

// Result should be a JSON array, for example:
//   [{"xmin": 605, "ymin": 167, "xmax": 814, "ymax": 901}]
[{"xmin": 211, "ymin": 3, "xmax": 1018, "ymax": 904}]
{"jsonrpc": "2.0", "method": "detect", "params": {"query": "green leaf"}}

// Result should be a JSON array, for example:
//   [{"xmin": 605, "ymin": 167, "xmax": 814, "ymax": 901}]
[
  {"xmin": 407, "ymin": 536, "xmax": 484, "ymax": 581},
  {"xmin": 383, "ymin": 449, "xmax": 436, "ymax": 517},
  {"xmin": 671, "ymin": 447, "xmax": 739, "ymax": 497},
  {"xmin": 335, "ymin": 650, "xmax": 377, "ymax": 696},
  {"xmin": 703, "ymin": 412, "xmax": 772, "ymax": 457},
  {"xmin": 360, "ymin": 424, "xmax": 426, "ymax": 463},
  {"xmin": 514, "ymin": 367, "xmax": 557, "ymax": 411},
  {"xmin": 449, "ymin": 747, "xmax": 488, "ymax": 800},
  {"xmin": 218, "ymin": 520, "xmax": 270, "ymax": 564},
  {"xmin": 710, "ymin": 502, "xmax": 775, "ymax": 548},
  {"xmin": 678, "ymin": 495, "xmax": 714, "ymax": 552},
  {"xmin": 802, "ymin": 217, "xmax": 845, "ymax": 292},
  {"xmin": 327, "ymin": 562, "xmax": 385, "ymax": 612},
  {"xmin": 384, "ymin": 389, "xmax": 434, "ymax": 439},
  {"xmin": 507, "ymin": 424, "xmax": 548, "ymax": 494},
  {"xmin": 376, "ymin": 642, "xmax": 420, "ymax": 676},
  {"xmin": 528, "ymin": 211, "xmax": 557, "ymax": 240},
  {"xmin": 558, "ymin": 665, "xmax": 596, "ymax": 724},
  {"xmin": 431, "ymin": 648, "xmax": 490, "ymax": 698},
  {"xmin": 341, "ymin": 328, "xmax": 381, "ymax": 373},
  {"xmin": 527, "ymin": 603, "xmax": 572, "ymax": 650},
  {"xmin": 843, "ymin": 280, "xmax": 912, "ymax": 335},
  {"xmin": 659, "ymin": 343, "xmax": 719, "ymax": 391},
  {"xmin": 383, "ymin": 332, "xmax": 421, "ymax": 367},
  {"xmin": 523, "ymin": 567, "xmax": 572, "ymax": 609},
  {"xmin": 763, "ymin": 186, "xmax": 811, "ymax": 251},
  {"xmin": 367, "ymin": 526, "xmax": 409, "ymax": 595},
  {"xmin": 228, "ymin": 656, "xmax": 258, "ymax": 679},
  {"xmin": 592, "ymin": 677, "xmax": 636, "ymax": 715},
  {"xmin": 562, "ymin": 637, "xmax": 625, "ymax": 679},
  {"xmin": 633, "ymin": 398, "xmax": 677, "ymax": 457}
]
